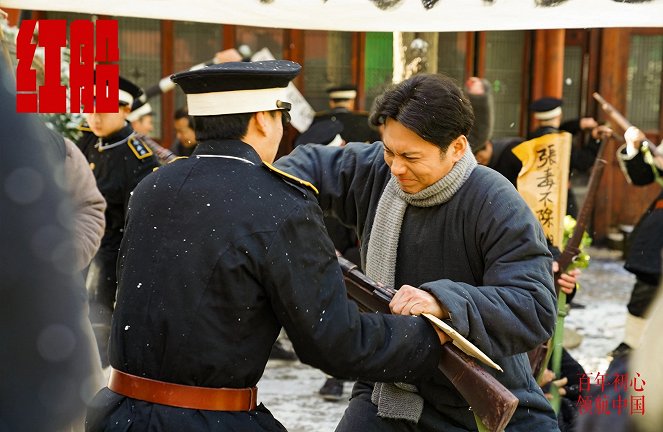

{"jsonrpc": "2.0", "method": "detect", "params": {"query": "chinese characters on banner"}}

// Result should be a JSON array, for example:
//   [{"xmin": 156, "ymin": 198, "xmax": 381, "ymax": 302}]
[
  {"xmin": 512, "ymin": 132, "xmax": 572, "ymax": 249},
  {"xmin": 16, "ymin": 19, "xmax": 119, "ymax": 113},
  {"xmin": 577, "ymin": 371, "xmax": 646, "ymax": 416}
]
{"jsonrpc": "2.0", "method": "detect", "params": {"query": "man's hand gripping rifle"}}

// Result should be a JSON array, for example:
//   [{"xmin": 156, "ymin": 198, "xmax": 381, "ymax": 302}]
[{"xmin": 337, "ymin": 254, "xmax": 519, "ymax": 432}]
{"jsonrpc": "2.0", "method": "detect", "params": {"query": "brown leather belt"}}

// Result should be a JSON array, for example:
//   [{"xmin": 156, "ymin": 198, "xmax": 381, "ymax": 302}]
[{"xmin": 108, "ymin": 368, "xmax": 257, "ymax": 411}]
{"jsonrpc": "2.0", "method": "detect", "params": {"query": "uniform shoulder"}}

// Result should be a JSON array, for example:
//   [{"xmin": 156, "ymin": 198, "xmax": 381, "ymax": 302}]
[
  {"xmin": 127, "ymin": 134, "xmax": 156, "ymax": 160},
  {"xmin": 314, "ymin": 110, "xmax": 332, "ymax": 118},
  {"xmin": 262, "ymin": 162, "xmax": 319, "ymax": 195}
]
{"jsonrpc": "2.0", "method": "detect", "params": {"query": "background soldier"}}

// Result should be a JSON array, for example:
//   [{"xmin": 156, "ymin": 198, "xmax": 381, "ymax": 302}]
[
  {"xmin": 86, "ymin": 60, "xmax": 448, "ymax": 432},
  {"xmin": 611, "ymin": 129, "xmax": 663, "ymax": 358},
  {"xmin": 311, "ymin": 84, "xmax": 380, "ymax": 143},
  {"xmin": 77, "ymin": 76, "xmax": 159, "ymax": 368},
  {"xmin": 127, "ymin": 96, "xmax": 154, "ymax": 136}
]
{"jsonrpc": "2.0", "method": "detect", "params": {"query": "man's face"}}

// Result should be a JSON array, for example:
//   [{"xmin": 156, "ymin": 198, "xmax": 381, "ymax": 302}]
[
  {"xmin": 132, "ymin": 115, "xmax": 154, "ymax": 136},
  {"xmin": 382, "ymin": 118, "xmax": 459, "ymax": 194},
  {"xmin": 86, "ymin": 107, "xmax": 128, "ymax": 138},
  {"xmin": 264, "ymin": 110, "xmax": 287, "ymax": 162},
  {"xmin": 174, "ymin": 117, "xmax": 196, "ymax": 148}
]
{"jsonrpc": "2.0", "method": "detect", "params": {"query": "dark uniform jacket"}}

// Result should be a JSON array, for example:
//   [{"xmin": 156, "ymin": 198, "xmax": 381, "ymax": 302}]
[
  {"xmin": 276, "ymin": 143, "xmax": 559, "ymax": 431},
  {"xmin": 86, "ymin": 139, "xmax": 442, "ymax": 432},
  {"xmin": 489, "ymin": 136, "xmax": 525, "ymax": 188},
  {"xmin": 313, "ymin": 107, "xmax": 380, "ymax": 143},
  {"xmin": 77, "ymin": 124, "xmax": 159, "ymax": 314},
  {"xmin": 620, "ymin": 149, "xmax": 663, "ymax": 284}
]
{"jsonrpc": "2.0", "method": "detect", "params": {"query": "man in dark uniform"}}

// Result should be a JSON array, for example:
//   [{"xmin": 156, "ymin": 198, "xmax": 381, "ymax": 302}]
[
  {"xmin": 85, "ymin": 60, "xmax": 448, "ymax": 432},
  {"xmin": 311, "ymin": 84, "xmax": 380, "ymax": 143},
  {"xmin": 295, "ymin": 119, "xmax": 359, "ymax": 401},
  {"xmin": 77, "ymin": 77, "xmax": 160, "ymax": 368},
  {"xmin": 611, "ymin": 128, "xmax": 663, "ymax": 358},
  {"xmin": 127, "ymin": 96, "xmax": 154, "ymax": 136}
]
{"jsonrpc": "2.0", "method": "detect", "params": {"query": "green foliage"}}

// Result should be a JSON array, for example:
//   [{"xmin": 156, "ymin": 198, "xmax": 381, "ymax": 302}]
[{"xmin": 562, "ymin": 215, "xmax": 592, "ymax": 271}]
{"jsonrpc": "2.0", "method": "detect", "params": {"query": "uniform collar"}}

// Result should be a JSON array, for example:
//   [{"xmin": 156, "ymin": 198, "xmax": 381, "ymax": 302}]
[
  {"xmin": 192, "ymin": 139, "xmax": 263, "ymax": 165},
  {"xmin": 99, "ymin": 123, "xmax": 133, "ymax": 144},
  {"xmin": 96, "ymin": 123, "xmax": 134, "ymax": 152}
]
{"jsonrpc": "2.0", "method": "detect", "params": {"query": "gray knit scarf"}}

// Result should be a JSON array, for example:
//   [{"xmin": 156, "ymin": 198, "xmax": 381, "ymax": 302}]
[{"xmin": 367, "ymin": 148, "xmax": 477, "ymax": 423}]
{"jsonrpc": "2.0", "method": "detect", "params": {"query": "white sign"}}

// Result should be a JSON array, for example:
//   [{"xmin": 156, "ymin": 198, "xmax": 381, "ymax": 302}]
[
  {"xmin": 4, "ymin": 0, "xmax": 662, "ymax": 31},
  {"xmin": 251, "ymin": 48, "xmax": 315, "ymax": 133}
]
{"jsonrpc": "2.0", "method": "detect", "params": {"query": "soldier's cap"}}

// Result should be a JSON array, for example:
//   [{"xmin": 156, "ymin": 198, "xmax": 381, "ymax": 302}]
[
  {"xmin": 118, "ymin": 76, "xmax": 143, "ymax": 107},
  {"xmin": 92, "ymin": 74, "xmax": 142, "ymax": 107},
  {"xmin": 127, "ymin": 95, "xmax": 153, "ymax": 122},
  {"xmin": 530, "ymin": 97, "xmax": 563, "ymax": 120},
  {"xmin": 170, "ymin": 60, "xmax": 301, "ymax": 116},
  {"xmin": 327, "ymin": 84, "xmax": 357, "ymax": 100},
  {"xmin": 295, "ymin": 120, "xmax": 344, "ymax": 147}
]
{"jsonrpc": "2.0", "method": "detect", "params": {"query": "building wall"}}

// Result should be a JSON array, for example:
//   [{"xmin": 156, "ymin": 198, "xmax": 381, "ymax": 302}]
[{"xmin": 22, "ymin": 11, "xmax": 663, "ymax": 239}]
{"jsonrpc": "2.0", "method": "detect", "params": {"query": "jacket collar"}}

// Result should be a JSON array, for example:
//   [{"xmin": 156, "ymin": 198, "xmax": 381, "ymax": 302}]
[
  {"xmin": 192, "ymin": 139, "xmax": 263, "ymax": 165},
  {"xmin": 96, "ymin": 123, "xmax": 134, "ymax": 152}
]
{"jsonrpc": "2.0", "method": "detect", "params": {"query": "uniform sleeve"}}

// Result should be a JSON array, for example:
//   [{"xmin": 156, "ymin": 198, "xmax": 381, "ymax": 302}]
[
  {"xmin": 420, "ymin": 181, "xmax": 557, "ymax": 359},
  {"xmin": 63, "ymin": 138, "xmax": 107, "ymax": 271},
  {"xmin": 274, "ymin": 142, "xmax": 384, "ymax": 228},
  {"xmin": 617, "ymin": 144, "xmax": 661, "ymax": 186},
  {"xmin": 262, "ymin": 198, "xmax": 441, "ymax": 382},
  {"xmin": 123, "ymin": 152, "xmax": 159, "ymax": 211},
  {"xmin": 560, "ymin": 119, "xmax": 582, "ymax": 136}
]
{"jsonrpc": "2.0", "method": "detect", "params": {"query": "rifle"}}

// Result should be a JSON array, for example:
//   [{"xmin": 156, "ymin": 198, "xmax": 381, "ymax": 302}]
[
  {"xmin": 593, "ymin": 92, "xmax": 662, "ymax": 159},
  {"xmin": 337, "ymin": 255, "xmax": 518, "ymax": 432},
  {"xmin": 531, "ymin": 139, "xmax": 608, "ymax": 411},
  {"xmin": 135, "ymin": 134, "xmax": 178, "ymax": 165}
]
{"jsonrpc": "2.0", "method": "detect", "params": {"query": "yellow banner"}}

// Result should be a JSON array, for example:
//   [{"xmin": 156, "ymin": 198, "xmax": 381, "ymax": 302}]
[{"xmin": 512, "ymin": 133, "xmax": 572, "ymax": 249}]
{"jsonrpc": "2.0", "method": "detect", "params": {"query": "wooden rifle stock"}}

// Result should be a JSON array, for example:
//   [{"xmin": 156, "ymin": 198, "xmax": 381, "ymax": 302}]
[
  {"xmin": 593, "ymin": 92, "xmax": 662, "ymax": 158},
  {"xmin": 553, "ymin": 140, "xmax": 608, "ymax": 294},
  {"xmin": 337, "ymin": 255, "xmax": 518, "ymax": 432}
]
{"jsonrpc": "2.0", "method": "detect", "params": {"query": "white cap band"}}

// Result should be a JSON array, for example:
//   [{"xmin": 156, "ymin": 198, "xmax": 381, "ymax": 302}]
[
  {"xmin": 533, "ymin": 106, "xmax": 562, "ymax": 120},
  {"xmin": 119, "ymin": 89, "xmax": 134, "ymax": 106},
  {"xmin": 127, "ymin": 103, "xmax": 153, "ymax": 122},
  {"xmin": 329, "ymin": 90, "xmax": 357, "ymax": 100},
  {"xmin": 187, "ymin": 87, "xmax": 290, "ymax": 116}
]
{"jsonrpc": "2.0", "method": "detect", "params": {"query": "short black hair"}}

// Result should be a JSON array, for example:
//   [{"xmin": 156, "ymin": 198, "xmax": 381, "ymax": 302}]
[
  {"xmin": 192, "ymin": 111, "xmax": 284, "ymax": 142},
  {"xmin": 370, "ymin": 74, "xmax": 474, "ymax": 151},
  {"xmin": 193, "ymin": 113, "xmax": 254, "ymax": 141}
]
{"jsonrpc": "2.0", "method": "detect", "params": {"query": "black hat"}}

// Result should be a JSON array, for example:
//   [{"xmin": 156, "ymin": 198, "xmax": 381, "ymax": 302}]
[
  {"xmin": 127, "ymin": 94, "xmax": 152, "ymax": 122},
  {"xmin": 295, "ymin": 120, "xmax": 344, "ymax": 147},
  {"xmin": 529, "ymin": 97, "xmax": 563, "ymax": 120},
  {"xmin": 171, "ymin": 60, "xmax": 301, "ymax": 116},
  {"xmin": 118, "ymin": 76, "xmax": 143, "ymax": 107},
  {"xmin": 327, "ymin": 84, "xmax": 357, "ymax": 100}
]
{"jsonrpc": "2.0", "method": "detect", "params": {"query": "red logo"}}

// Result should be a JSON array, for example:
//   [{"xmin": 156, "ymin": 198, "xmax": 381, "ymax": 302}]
[{"xmin": 16, "ymin": 19, "xmax": 120, "ymax": 113}]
